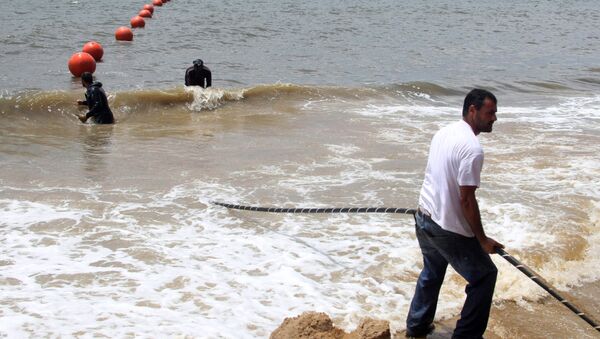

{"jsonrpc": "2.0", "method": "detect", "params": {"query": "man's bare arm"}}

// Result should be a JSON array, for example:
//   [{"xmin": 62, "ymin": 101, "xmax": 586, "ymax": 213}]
[{"xmin": 460, "ymin": 185, "xmax": 504, "ymax": 254}]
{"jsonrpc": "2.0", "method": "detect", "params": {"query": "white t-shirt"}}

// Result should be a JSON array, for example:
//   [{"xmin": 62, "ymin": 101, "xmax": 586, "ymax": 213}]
[{"xmin": 418, "ymin": 120, "xmax": 484, "ymax": 237}]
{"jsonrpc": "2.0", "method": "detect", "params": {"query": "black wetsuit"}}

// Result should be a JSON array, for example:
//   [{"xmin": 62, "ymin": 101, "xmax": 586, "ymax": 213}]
[
  {"xmin": 83, "ymin": 82, "xmax": 114, "ymax": 124},
  {"xmin": 185, "ymin": 65, "xmax": 212, "ymax": 88}
]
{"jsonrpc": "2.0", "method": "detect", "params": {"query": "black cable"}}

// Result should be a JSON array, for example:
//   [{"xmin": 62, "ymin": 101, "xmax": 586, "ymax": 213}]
[
  {"xmin": 211, "ymin": 201, "xmax": 416, "ymax": 215},
  {"xmin": 496, "ymin": 248, "xmax": 600, "ymax": 332},
  {"xmin": 212, "ymin": 201, "xmax": 599, "ymax": 332}
]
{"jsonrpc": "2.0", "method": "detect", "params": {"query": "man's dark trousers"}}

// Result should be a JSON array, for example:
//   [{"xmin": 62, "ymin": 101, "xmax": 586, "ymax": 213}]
[{"xmin": 406, "ymin": 211, "xmax": 498, "ymax": 339}]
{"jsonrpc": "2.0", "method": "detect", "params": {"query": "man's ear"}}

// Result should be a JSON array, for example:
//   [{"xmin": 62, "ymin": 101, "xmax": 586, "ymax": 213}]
[
  {"xmin": 465, "ymin": 104, "xmax": 478, "ymax": 121},
  {"xmin": 468, "ymin": 104, "xmax": 477, "ymax": 117}
]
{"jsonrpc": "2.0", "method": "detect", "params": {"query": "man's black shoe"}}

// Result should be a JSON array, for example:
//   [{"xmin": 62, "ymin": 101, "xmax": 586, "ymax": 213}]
[{"xmin": 406, "ymin": 323, "xmax": 435, "ymax": 338}]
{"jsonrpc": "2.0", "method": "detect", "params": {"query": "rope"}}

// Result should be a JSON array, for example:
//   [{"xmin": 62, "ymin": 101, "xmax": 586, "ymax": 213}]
[
  {"xmin": 496, "ymin": 248, "xmax": 600, "ymax": 332},
  {"xmin": 211, "ymin": 201, "xmax": 417, "ymax": 215},
  {"xmin": 212, "ymin": 201, "xmax": 599, "ymax": 332}
]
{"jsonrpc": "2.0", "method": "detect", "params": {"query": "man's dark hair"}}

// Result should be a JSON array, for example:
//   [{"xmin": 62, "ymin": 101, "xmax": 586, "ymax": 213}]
[
  {"xmin": 462, "ymin": 89, "xmax": 497, "ymax": 116},
  {"xmin": 81, "ymin": 72, "xmax": 94, "ymax": 84}
]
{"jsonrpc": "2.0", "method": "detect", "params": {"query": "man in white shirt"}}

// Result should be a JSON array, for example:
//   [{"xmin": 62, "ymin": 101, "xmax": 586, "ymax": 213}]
[{"xmin": 406, "ymin": 89, "xmax": 504, "ymax": 339}]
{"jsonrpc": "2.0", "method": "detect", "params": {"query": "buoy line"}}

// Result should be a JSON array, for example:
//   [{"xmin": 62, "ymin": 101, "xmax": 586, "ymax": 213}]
[{"xmin": 68, "ymin": 0, "xmax": 172, "ymax": 76}]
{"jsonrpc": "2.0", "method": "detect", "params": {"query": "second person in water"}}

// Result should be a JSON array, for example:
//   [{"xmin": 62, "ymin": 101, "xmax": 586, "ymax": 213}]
[
  {"xmin": 77, "ymin": 72, "xmax": 114, "ymax": 124},
  {"xmin": 185, "ymin": 59, "xmax": 212, "ymax": 88}
]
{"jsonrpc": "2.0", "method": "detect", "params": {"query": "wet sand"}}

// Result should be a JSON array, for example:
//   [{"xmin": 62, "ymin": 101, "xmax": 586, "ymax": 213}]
[{"xmin": 395, "ymin": 281, "xmax": 600, "ymax": 338}]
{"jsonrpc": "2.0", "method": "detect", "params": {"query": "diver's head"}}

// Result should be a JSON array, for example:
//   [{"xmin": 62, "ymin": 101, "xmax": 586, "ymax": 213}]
[
  {"xmin": 81, "ymin": 72, "xmax": 93, "ymax": 87},
  {"xmin": 193, "ymin": 59, "xmax": 203, "ymax": 69}
]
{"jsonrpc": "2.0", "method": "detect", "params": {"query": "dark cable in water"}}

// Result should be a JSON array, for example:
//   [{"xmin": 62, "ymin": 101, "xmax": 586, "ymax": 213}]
[
  {"xmin": 212, "ymin": 201, "xmax": 600, "ymax": 332},
  {"xmin": 495, "ymin": 248, "xmax": 600, "ymax": 332},
  {"xmin": 211, "ymin": 201, "xmax": 416, "ymax": 215}
]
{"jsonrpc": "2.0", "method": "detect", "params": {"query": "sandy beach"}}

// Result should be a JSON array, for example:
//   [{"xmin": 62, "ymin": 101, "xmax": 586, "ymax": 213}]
[{"xmin": 394, "ymin": 281, "xmax": 599, "ymax": 338}]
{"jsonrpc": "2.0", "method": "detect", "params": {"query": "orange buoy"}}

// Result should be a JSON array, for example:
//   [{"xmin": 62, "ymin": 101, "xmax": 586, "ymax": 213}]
[
  {"xmin": 143, "ymin": 4, "xmax": 154, "ymax": 13},
  {"xmin": 138, "ymin": 9, "xmax": 152, "ymax": 18},
  {"xmin": 152, "ymin": 0, "xmax": 163, "ymax": 6},
  {"xmin": 68, "ymin": 52, "xmax": 96, "ymax": 77},
  {"xmin": 82, "ymin": 41, "xmax": 104, "ymax": 61},
  {"xmin": 130, "ymin": 16, "xmax": 146, "ymax": 28},
  {"xmin": 115, "ymin": 26, "xmax": 133, "ymax": 41}
]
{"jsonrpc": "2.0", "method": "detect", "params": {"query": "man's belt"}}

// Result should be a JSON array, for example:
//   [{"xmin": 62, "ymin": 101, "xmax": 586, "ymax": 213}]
[{"xmin": 417, "ymin": 207, "xmax": 431, "ymax": 217}]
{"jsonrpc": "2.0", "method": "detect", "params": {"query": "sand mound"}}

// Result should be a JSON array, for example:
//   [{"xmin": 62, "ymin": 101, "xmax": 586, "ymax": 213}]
[{"xmin": 270, "ymin": 311, "xmax": 390, "ymax": 339}]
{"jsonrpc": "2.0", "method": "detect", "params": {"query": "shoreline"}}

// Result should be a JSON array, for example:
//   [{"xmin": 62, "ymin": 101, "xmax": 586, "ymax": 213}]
[
  {"xmin": 267, "ymin": 281, "xmax": 599, "ymax": 338},
  {"xmin": 394, "ymin": 281, "xmax": 600, "ymax": 338}
]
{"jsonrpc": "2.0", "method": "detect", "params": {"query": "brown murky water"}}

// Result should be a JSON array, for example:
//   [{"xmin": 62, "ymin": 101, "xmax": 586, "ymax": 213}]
[{"xmin": 1, "ymin": 0, "xmax": 599, "ymax": 337}]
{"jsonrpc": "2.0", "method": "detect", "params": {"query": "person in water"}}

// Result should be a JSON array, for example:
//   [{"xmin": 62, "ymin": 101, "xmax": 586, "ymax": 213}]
[
  {"xmin": 405, "ymin": 89, "xmax": 503, "ymax": 339},
  {"xmin": 185, "ymin": 59, "xmax": 212, "ymax": 88},
  {"xmin": 77, "ymin": 72, "xmax": 114, "ymax": 124}
]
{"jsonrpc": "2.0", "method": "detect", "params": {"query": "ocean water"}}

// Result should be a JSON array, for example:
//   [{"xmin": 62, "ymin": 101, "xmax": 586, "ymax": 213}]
[{"xmin": 1, "ymin": 0, "xmax": 599, "ymax": 338}]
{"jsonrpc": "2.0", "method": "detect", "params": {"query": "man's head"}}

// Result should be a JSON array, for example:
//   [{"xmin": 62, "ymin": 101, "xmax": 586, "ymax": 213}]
[
  {"xmin": 462, "ymin": 88, "xmax": 497, "ymax": 135},
  {"xmin": 193, "ymin": 59, "xmax": 203, "ymax": 69},
  {"xmin": 81, "ymin": 72, "xmax": 94, "ymax": 88}
]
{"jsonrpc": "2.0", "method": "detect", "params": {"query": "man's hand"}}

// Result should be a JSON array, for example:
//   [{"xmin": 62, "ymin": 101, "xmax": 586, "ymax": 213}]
[
  {"xmin": 78, "ymin": 114, "xmax": 87, "ymax": 123},
  {"xmin": 479, "ymin": 236, "xmax": 504, "ymax": 254},
  {"xmin": 77, "ymin": 100, "xmax": 86, "ymax": 105}
]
